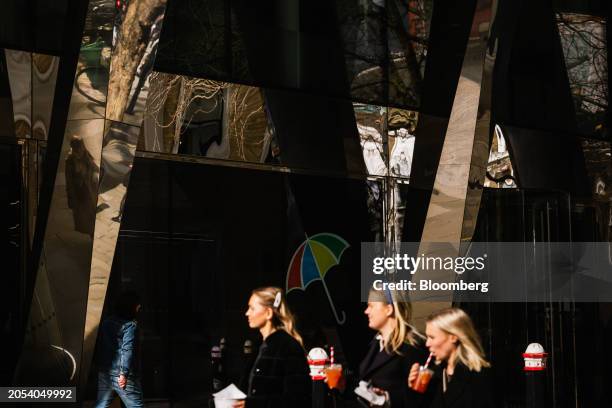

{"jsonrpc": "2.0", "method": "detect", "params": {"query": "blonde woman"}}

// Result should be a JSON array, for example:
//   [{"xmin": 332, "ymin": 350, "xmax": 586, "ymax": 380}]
[
  {"xmin": 359, "ymin": 289, "xmax": 430, "ymax": 407},
  {"xmin": 233, "ymin": 287, "xmax": 311, "ymax": 408},
  {"xmin": 408, "ymin": 308, "xmax": 494, "ymax": 408}
]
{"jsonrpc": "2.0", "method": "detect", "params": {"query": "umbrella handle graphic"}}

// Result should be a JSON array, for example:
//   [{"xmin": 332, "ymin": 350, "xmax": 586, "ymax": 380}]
[
  {"xmin": 321, "ymin": 280, "xmax": 346, "ymax": 325},
  {"xmin": 334, "ymin": 310, "xmax": 346, "ymax": 325}
]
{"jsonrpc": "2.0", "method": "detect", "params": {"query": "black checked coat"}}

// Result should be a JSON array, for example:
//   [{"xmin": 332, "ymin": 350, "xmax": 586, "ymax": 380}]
[{"xmin": 242, "ymin": 330, "xmax": 311, "ymax": 408}]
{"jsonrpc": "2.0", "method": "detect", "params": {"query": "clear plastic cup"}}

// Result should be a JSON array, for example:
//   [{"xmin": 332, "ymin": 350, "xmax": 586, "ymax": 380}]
[
  {"xmin": 325, "ymin": 364, "xmax": 343, "ymax": 389},
  {"xmin": 412, "ymin": 366, "xmax": 433, "ymax": 393}
]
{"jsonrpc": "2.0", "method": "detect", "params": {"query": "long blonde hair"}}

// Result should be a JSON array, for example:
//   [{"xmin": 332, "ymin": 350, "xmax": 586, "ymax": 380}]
[
  {"xmin": 252, "ymin": 286, "xmax": 303, "ymax": 347},
  {"xmin": 368, "ymin": 289, "xmax": 424, "ymax": 354},
  {"xmin": 426, "ymin": 308, "xmax": 490, "ymax": 372}
]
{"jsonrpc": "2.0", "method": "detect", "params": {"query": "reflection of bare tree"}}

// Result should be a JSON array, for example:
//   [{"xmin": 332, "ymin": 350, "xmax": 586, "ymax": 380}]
[
  {"xmin": 581, "ymin": 139, "xmax": 612, "ymax": 241},
  {"xmin": 340, "ymin": 0, "xmax": 432, "ymax": 107},
  {"xmin": 145, "ymin": 73, "xmax": 267, "ymax": 160},
  {"xmin": 556, "ymin": 13, "xmax": 608, "ymax": 135},
  {"xmin": 107, "ymin": 0, "xmax": 166, "ymax": 121},
  {"xmin": 65, "ymin": 136, "xmax": 99, "ymax": 236},
  {"xmin": 147, "ymin": 73, "xmax": 227, "ymax": 147}
]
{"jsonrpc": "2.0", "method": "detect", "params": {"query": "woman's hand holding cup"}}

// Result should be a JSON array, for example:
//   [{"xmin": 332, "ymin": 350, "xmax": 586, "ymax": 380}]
[{"xmin": 408, "ymin": 362, "xmax": 420, "ymax": 389}]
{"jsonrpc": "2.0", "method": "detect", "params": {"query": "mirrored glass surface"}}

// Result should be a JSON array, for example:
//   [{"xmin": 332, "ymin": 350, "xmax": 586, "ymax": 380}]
[
  {"xmin": 32, "ymin": 53, "xmax": 60, "ymax": 140},
  {"xmin": 79, "ymin": 157, "xmax": 379, "ymax": 402},
  {"xmin": 353, "ymin": 102, "xmax": 418, "ymax": 178},
  {"xmin": 17, "ymin": 119, "xmax": 104, "ymax": 386},
  {"xmin": 143, "ymin": 74, "xmax": 367, "ymax": 175},
  {"xmin": 67, "ymin": 1, "xmax": 115, "ymax": 120},
  {"xmin": 485, "ymin": 124, "xmax": 517, "ymax": 188},
  {"xmin": 5, "ymin": 49, "xmax": 32, "ymax": 139},
  {"xmin": 155, "ymin": 0, "xmax": 434, "ymax": 109},
  {"xmin": 581, "ymin": 138, "xmax": 612, "ymax": 241},
  {"xmin": 556, "ymin": 13, "xmax": 608, "ymax": 139},
  {"xmin": 106, "ymin": 0, "xmax": 167, "ymax": 125},
  {"xmin": 81, "ymin": 120, "xmax": 140, "ymax": 388},
  {"xmin": 0, "ymin": 50, "xmax": 15, "ymax": 137}
]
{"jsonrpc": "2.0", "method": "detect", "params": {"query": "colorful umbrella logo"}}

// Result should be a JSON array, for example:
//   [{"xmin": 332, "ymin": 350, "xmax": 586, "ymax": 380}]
[{"xmin": 286, "ymin": 233, "xmax": 350, "ymax": 324}]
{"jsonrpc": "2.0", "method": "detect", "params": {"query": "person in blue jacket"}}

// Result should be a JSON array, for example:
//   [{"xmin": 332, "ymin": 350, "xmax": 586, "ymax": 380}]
[{"xmin": 94, "ymin": 290, "xmax": 143, "ymax": 408}]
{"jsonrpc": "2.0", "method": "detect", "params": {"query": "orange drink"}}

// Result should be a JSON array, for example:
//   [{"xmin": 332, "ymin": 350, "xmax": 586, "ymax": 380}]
[
  {"xmin": 412, "ymin": 366, "xmax": 433, "ymax": 393},
  {"xmin": 325, "ymin": 364, "xmax": 342, "ymax": 389}
]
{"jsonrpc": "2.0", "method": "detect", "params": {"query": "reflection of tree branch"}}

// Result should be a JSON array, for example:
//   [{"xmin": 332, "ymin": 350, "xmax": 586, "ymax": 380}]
[
  {"xmin": 577, "ymin": 95, "xmax": 608, "ymax": 111},
  {"xmin": 556, "ymin": 14, "xmax": 605, "ymax": 50}
]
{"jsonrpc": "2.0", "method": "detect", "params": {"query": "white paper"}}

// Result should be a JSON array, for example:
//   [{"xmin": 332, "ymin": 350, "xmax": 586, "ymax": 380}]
[
  {"xmin": 213, "ymin": 383, "xmax": 247, "ymax": 400},
  {"xmin": 354, "ymin": 381, "xmax": 386, "ymax": 406}
]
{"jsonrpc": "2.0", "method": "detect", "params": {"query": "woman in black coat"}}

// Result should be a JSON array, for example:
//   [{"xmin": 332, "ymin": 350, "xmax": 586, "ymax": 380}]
[
  {"xmin": 359, "ymin": 289, "xmax": 431, "ymax": 407},
  {"xmin": 235, "ymin": 287, "xmax": 311, "ymax": 408},
  {"xmin": 408, "ymin": 308, "xmax": 494, "ymax": 408}
]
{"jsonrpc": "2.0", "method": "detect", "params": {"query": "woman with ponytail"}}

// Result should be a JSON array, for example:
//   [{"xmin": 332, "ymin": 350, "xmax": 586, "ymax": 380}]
[
  {"xmin": 358, "ymin": 288, "xmax": 431, "ymax": 407},
  {"xmin": 234, "ymin": 287, "xmax": 311, "ymax": 408},
  {"xmin": 408, "ymin": 307, "xmax": 494, "ymax": 408}
]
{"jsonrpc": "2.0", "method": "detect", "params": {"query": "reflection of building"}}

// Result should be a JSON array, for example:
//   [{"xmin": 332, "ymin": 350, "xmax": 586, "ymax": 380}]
[{"xmin": 1, "ymin": 0, "xmax": 612, "ymax": 406}]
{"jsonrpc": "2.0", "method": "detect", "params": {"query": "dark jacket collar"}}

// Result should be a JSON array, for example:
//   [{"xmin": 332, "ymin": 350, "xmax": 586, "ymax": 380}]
[
  {"xmin": 441, "ymin": 362, "xmax": 470, "ymax": 407},
  {"xmin": 359, "ymin": 336, "xmax": 400, "ymax": 380},
  {"xmin": 262, "ymin": 329, "xmax": 292, "ymax": 347}
]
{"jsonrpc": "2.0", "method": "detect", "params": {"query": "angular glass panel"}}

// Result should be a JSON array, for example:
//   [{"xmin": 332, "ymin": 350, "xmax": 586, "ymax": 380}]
[
  {"xmin": 387, "ymin": 108, "xmax": 417, "ymax": 178},
  {"xmin": 155, "ymin": 0, "xmax": 434, "ymax": 109},
  {"xmin": 485, "ymin": 124, "xmax": 517, "ymax": 188},
  {"xmin": 34, "ymin": 0, "xmax": 69, "ymax": 53},
  {"xmin": 353, "ymin": 102, "xmax": 418, "ymax": 178},
  {"xmin": 32, "ymin": 53, "xmax": 60, "ymax": 140},
  {"xmin": 106, "ymin": 0, "xmax": 167, "ymax": 126},
  {"xmin": 16, "ymin": 119, "xmax": 104, "ymax": 386},
  {"xmin": 5, "ymin": 49, "xmax": 32, "ymax": 138},
  {"xmin": 81, "ymin": 120, "xmax": 140, "ymax": 389},
  {"xmin": 143, "ymin": 74, "xmax": 367, "ymax": 176},
  {"xmin": 0, "ymin": 50, "xmax": 15, "ymax": 137},
  {"xmin": 67, "ymin": 1, "xmax": 115, "ymax": 120},
  {"xmin": 144, "ymin": 74, "xmax": 269, "ymax": 160},
  {"xmin": 354, "ymin": 103, "xmax": 388, "ymax": 176},
  {"xmin": 556, "ymin": 13, "xmax": 608, "ymax": 139},
  {"xmin": 581, "ymin": 139, "xmax": 612, "ymax": 241}
]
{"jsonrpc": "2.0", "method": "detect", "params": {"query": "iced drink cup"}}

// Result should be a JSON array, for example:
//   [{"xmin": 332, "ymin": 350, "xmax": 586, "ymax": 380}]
[
  {"xmin": 412, "ymin": 366, "xmax": 433, "ymax": 393},
  {"xmin": 325, "ymin": 364, "xmax": 342, "ymax": 389}
]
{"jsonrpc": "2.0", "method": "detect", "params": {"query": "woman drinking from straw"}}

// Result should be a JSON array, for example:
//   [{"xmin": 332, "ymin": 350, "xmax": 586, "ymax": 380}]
[{"xmin": 408, "ymin": 307, "xmax": 494, "ymax": 408}]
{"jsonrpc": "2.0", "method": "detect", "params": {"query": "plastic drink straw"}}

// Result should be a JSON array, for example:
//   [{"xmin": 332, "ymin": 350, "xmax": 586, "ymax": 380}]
[
  {"xmin": 330, "ymin": 346, "xmax": 335, "ymax": 365},
  {"xmin": 424, "ymin": 352, "xmax": 433, "ymax": 369}
]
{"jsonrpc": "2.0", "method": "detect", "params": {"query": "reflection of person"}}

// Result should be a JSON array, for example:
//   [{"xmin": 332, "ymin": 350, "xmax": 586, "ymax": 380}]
[
  {"xmin": 234, "ymin": 287, "xmax": 311, "ymax": 408},
  {"xmin": 95, "ymin": 291, "xmax": 143, "ymax": 408},
  {"xmin": 359, "ymin": 289, "xmax": 430, "ymax": 407},
  {"xmin": 112, "ymin": 164, "xmax": 132, "ymax": 223},
  {"xmin": 408, "ymin": 308, "xmax": 493, "ymax": 408},
  {"xmin": 65, "ymin": 135, "xmax": 99, "ymax": 236}
]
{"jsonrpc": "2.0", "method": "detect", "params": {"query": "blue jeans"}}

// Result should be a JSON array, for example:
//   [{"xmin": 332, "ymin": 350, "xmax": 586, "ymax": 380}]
[{"xmin": 95, "ymin": 371, "xmax": 144, "ymax": 408}]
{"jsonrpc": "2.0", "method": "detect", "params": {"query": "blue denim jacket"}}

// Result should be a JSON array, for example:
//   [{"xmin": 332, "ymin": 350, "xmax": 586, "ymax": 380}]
[{"xmin": 97, "ymin": 316, "xmax": 139, "ymax": 376}]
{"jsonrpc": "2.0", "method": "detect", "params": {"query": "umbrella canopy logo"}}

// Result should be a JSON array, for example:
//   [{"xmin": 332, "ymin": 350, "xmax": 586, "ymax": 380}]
[{"xmin": 286, "ymin": 233, "xmax": 350, "ymax": 324}]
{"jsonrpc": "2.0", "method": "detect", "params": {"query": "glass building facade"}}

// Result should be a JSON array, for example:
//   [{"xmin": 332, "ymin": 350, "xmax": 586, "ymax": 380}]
[{"xmin": 0, "ymin": 0, "xmax": 611, "ymax": 406}]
